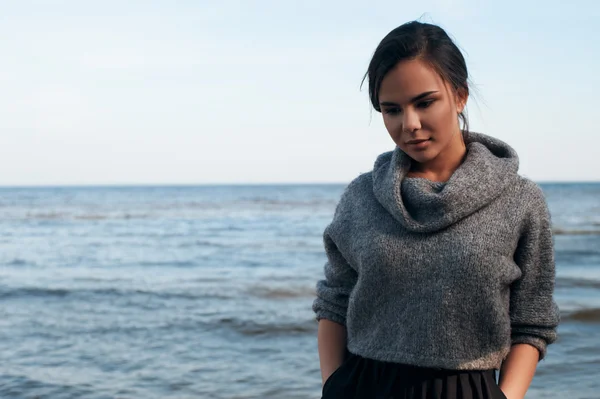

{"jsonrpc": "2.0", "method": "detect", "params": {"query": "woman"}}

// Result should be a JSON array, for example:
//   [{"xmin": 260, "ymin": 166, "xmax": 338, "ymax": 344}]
[{"xmin": 312, "ymin": 21, "xmax": 560, "ymax": 399}]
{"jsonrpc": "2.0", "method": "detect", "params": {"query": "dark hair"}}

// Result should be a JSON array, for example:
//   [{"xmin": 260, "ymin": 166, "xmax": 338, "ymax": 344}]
[{"xmin": 361, "ymin": 21, "xmax": 472, "ymax": 134}]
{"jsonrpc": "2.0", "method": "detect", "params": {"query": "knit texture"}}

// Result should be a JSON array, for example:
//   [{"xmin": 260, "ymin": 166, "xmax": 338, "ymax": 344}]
[{"xmin": 312, "ymin": 131, "xmax": 560, "ymax": 370}]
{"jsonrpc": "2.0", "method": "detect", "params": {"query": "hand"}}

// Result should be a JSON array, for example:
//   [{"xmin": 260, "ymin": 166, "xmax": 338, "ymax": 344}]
[{"xmin": 498, "ymin": 387, "xmax": 523, "ymax": 399}]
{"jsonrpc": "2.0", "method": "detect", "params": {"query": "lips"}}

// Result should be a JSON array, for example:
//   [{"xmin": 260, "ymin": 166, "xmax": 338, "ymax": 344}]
[
  {"xmin": 406, "ymin": 139, "xmax": 430, "ymax": 144},
  {"xmin": 406, "ymin": 138, "xmax": 431, "ymax": 150}
]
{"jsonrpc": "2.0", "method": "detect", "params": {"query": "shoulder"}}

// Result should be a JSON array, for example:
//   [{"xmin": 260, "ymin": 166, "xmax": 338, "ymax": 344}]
[
  {"xmin": 344, "ymin": 171, "xmax": 373, "ymax": 197},
  {"xmin": 516, "ymin": 176, "xmax": 550, "ymax": 213},
  {"xmin": 335, "ymin": 172, "xmax": 373, "ymax": 214},
  {"xmin": 327, "ymin": 172, "xmax": 373, "ymax": 235},
  {"xmin": 513, "ymin": 176, "xmax": 552, "ymax": 231}
]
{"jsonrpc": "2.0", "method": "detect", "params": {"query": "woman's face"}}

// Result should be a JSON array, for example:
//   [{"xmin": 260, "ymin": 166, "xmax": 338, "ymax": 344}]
[{"xmin": 378, "ymin": 58, "xmax": 467, "ymax": 166}]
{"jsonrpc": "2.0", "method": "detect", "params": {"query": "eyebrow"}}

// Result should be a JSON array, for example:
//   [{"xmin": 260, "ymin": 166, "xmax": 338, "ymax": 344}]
[{"xmin": 379, "ymin": 91, "xmax": 438, "ymax": 107}]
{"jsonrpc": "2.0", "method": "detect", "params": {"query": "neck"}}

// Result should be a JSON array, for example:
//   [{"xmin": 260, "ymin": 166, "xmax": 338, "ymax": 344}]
[{"xmin": 408, "ymin": 129, "xmax": 467, "ymax": 182}]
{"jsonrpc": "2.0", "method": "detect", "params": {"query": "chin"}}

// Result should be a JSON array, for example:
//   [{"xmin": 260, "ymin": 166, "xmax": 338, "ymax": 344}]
[
  {"xmin": 409, "ymin": 153, "xmax": 434, "ymax": 164},
  {"xmin": 400, "ymin": 146, "xmax": 436, "ymax": 163}
]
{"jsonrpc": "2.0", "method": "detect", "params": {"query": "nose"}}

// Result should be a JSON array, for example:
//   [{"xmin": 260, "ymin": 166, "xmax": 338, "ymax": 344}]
[{"xmin": 402, "ymin": 108, "xmax": 421, "ymax": 133}]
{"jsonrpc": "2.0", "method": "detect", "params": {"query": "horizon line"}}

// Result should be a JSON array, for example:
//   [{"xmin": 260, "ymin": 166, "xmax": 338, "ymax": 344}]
[{"xmin": 0, "ymin": 180, "xmax": 598, "ymax": 189}]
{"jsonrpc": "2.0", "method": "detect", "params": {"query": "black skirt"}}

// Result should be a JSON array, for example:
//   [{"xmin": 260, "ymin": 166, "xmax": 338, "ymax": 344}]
[{"xmin": 322, "ymin": 350, "xmax": 507, "ymax": 399}]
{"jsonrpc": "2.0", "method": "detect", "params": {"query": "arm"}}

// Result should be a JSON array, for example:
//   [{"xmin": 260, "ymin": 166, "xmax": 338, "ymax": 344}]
[
  {"xmin": 499, "ymin": 184, "xmax": 560, "ymax": 398},
  {"xmin": 317, "ymin": 319, "xmax": 347, "ymax": 385},
  {"xmin": 498, "ymin": 343, "xmax": 539, "ymax": 399},
  {"xmin": 312, "ymin": 229, "xmax": 358, "ymax": 386}
]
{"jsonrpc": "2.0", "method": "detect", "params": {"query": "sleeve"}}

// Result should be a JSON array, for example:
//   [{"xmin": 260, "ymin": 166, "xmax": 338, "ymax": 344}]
[
  {"xmin": 311, "ymin": 228, "xmax": 358, "ymax": 326},
  {"xmin": 510, "ymin": 183, "xmax": 560, "ymax": 361},
  {"xmin": 311, "ymin": 179, "xmax": 360, "ymax": 326}
]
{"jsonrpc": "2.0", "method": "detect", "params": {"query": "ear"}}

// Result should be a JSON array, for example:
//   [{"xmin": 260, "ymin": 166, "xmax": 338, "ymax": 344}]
[{"xmin": 455, "ymin": 87, "xmax": 468, "ymax": 114}]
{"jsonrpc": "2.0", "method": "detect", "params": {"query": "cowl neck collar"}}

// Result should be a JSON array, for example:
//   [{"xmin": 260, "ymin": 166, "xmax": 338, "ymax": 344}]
[{"xmin": 372, "ymin": 131, "xmax": 520, "ymax": 233}]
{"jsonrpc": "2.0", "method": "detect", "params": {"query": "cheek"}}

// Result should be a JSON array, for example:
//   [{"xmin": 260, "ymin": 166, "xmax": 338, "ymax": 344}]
[
  {"xmin": 430, "ymin": 103, "xmax": 455, "ymax": 128},
  {"xmin": 383, "ymin": 115, "xmax": 402, "ymax": 134}
]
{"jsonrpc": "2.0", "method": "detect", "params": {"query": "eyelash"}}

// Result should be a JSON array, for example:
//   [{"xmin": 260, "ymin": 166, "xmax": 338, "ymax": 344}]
[{"xmin": 383, "ymin": 100, "xmax": 434, "ymax": 115}]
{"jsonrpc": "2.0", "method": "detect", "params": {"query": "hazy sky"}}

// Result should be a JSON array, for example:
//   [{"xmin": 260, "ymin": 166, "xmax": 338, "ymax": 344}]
[{"xmin": 1, "ymin": 0, "xmax": 598, "ymax": 186}]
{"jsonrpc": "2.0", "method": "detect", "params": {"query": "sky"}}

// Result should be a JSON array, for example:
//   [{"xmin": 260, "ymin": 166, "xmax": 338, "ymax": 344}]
[{"xmin": 1, "ymin": 0, "xmax": 599, "ymax": 186}]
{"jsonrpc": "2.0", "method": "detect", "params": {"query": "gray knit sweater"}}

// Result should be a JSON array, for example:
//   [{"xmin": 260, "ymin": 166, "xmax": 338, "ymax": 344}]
[{"xmin": 312, "ymin": 131, "xmax": 560, "ymax": 370}]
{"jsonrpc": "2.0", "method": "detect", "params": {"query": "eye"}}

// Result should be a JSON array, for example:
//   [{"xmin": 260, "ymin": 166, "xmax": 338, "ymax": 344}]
[
  {"xmin": 383, "ymin": 108, "xmax": 401, "ymax": 115},
  {"xmin": 417, "ymin": 100, "xmax": 434, "ymax": 109}
]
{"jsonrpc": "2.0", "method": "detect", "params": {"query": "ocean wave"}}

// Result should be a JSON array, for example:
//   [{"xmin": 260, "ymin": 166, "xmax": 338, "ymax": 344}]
[
  {"xmin": 562, "ymin": 308, "xmax": 600, "ymax": 323},
  {"xmin": 6, "ymin": 258, "xmax": 29, "ymax": 266},
  {"xmin": 556, "ymin": 277, "xmax": 600, "ymax": 289},
  {"xmin": 0, "ymin": 373, "xmax": 93, "ymax": 398},
  {"xmin": 0, "ymin": 287, "xmax": 71, "ymax": 299},
  {"xmin": 247, "ymin": 284, "xmax": 316, "ymax": 299},
  {"xmin": 0, "ymin": 286, "xmax": 234, "ymax": 301},
  {"xmin": 556, "ymin": 249, "xmax": 600, "ymax": 257},
  {"xmin": 165, "ymin": 201, "xmax": 223, "ymax": 209},
  {"xmin": 26, "ymin": 211, "xmax": 68, "ymax": 219},
  {"xmin": 138, "ymin": 260, "xmax": 197, "ymax": 268},
  {"xmin": 75, "ymin": 213, "xmax": 150, "ymax": 220},
  {"xmin": 20, "ymin": 212, "xmax": 150, "ymax": 221},
  {"xmin": 553, "ymin": 228, "xmax": 600, "ymax": 235},
  {"xmin": 191, "ymin": 240, "xmax": 230, "ymax": 248},
  {"xmin": 216, "ymin": 317, "xmax": 317, "ymax": 336},
  {"xmin": 240, "ymin": 197, "xmax": 336, "ymax": 207},
  {"xmin": 70, "ymin": 277, "xmax": 133, "ymax": 285}
]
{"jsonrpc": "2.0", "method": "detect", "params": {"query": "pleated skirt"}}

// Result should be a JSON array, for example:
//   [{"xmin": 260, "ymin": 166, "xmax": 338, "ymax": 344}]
[{"xmin": 322, "ymin": 350, "xmax": 507, "ymax": 399}]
